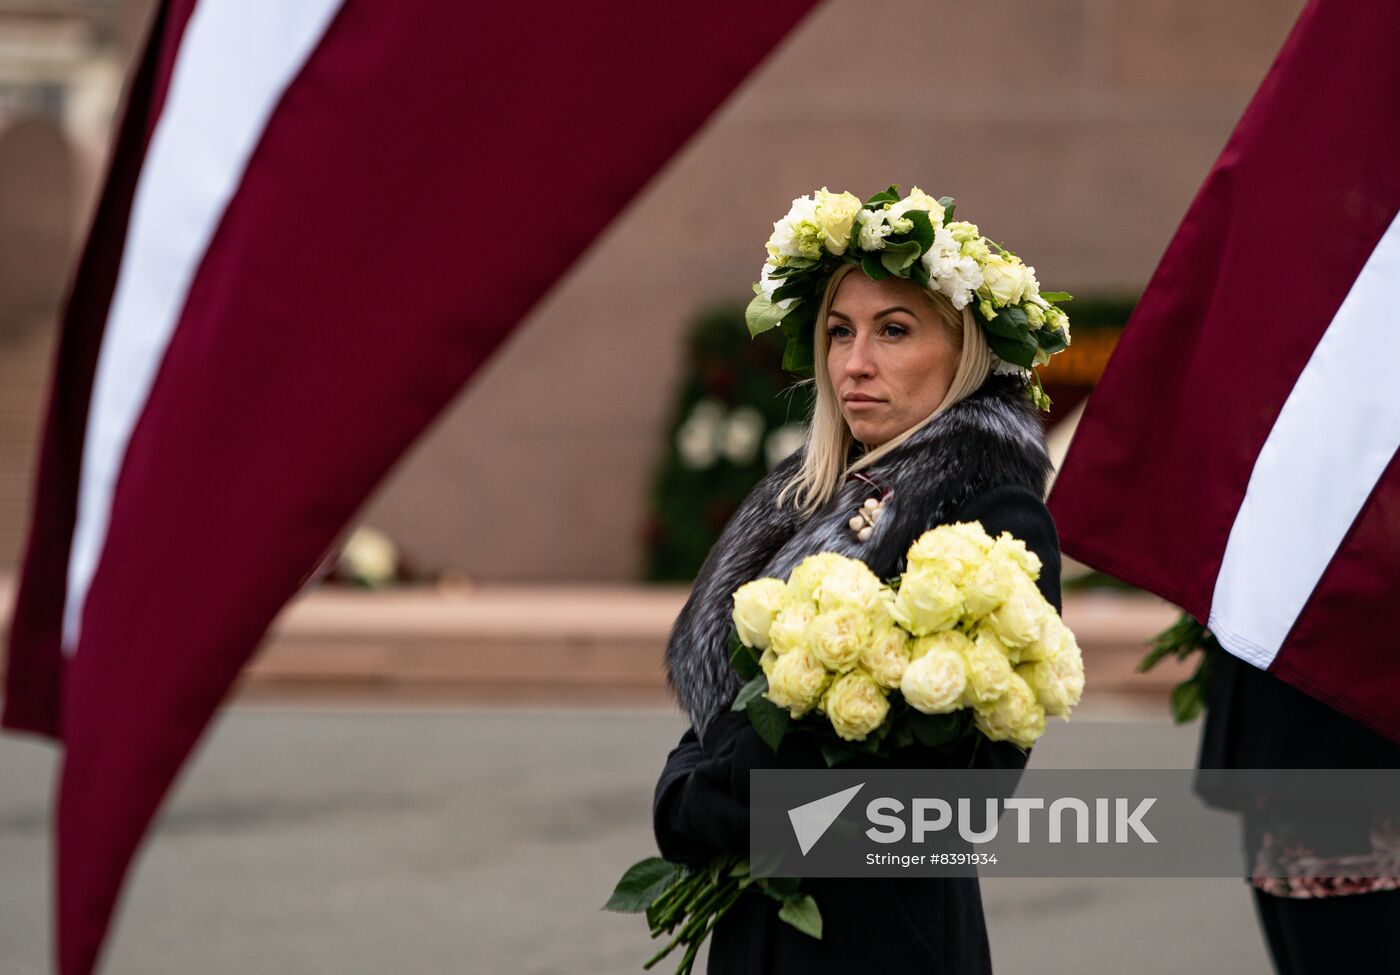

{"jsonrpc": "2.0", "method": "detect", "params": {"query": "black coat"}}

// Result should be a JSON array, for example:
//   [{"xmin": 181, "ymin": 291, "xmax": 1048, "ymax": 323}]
[{"xmin": 653, "ymin": 375, "xmax": 1061, "ymax": 974}]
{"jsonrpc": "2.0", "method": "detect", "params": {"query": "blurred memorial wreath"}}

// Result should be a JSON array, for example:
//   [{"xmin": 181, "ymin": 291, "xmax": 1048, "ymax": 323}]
[{"xmin": 644, "ymin": 306, "xmax": 813, "ymax": 582}]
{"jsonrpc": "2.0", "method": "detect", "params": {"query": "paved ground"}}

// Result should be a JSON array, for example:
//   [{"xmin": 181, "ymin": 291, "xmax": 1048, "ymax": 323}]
[{"xmin": 1, "ymin": 707, "xmax": 1271, "ymax": 974}]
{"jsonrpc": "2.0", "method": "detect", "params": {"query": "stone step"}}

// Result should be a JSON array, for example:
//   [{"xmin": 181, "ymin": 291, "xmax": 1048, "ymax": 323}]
[
  {"xmin": 0, "ymin": 577, "xmax": 1191, "ymax": 711},
  {"xmin": 240, "ymin": 583, "xmax": 688, "ymax": 704}
]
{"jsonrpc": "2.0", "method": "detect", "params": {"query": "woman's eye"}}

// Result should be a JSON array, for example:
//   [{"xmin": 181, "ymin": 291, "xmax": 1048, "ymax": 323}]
[
  {"xmin": 882, "ymin": 323, "xmax": 908, "ymax": 337},
  {"xmin": 826, "ymin": 324, "xmax": 851, "ymax": 337}
]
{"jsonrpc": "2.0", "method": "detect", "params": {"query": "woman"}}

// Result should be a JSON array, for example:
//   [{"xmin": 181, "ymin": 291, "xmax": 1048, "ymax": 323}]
[{"xmin": 651, "ymin": 187, "xmax": 1068, "ymax": 973}]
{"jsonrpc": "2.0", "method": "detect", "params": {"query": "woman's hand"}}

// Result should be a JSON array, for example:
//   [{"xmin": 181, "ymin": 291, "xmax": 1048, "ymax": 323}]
[
  {"xmin": 651, "ymin": 713, "xmax": 754, "ymax": 865},
  {"xmin": 652, "ymin": 708, "xmax": 827, "ymax": 864}
]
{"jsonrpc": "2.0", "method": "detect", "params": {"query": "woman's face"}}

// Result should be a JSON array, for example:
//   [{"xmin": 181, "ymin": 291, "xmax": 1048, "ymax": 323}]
[{"xmin": 825, "ymin": 272, "xmax": 959, "ymax": 448}]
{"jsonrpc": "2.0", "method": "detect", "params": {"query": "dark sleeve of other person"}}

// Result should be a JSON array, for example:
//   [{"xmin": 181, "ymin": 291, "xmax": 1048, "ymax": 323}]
[{"xmin": 653, "ymin": 482, "xmax": 1062, "ymax": 863}]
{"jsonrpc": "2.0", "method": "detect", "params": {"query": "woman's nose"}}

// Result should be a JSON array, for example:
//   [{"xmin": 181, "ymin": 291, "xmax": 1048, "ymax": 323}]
[{"xmin": 845, "ymin": 332, "xmax": 876, "ymax": 377}]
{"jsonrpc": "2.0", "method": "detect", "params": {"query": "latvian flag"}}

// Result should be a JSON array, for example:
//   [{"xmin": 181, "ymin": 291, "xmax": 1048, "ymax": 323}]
[
  {"xmin": 1049, "ymin": 0, "xmax": 1400, "ymax": 743},
  {"xmin": 1, "ymin": 2, "xmax": 817, "ymax": 972}
]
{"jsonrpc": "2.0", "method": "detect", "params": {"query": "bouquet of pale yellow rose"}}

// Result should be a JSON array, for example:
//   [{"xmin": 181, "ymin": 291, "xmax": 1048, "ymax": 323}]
[
  {"xmin": 731, "ymin": 519, "xmax": 1083, "ymax": 761},
  {"xmin": 606, "ymin": 520, "xmax": 1083, "ymax": 973}
]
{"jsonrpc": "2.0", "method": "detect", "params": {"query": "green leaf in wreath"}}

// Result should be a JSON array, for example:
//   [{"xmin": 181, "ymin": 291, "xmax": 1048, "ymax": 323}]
[
  {"xmin": 1039, "ymin": 326, "xmax": 1070, "ymax": 355},
  {"xmin": 986, "ymin": 332, "xmax": 1038, "ymax": 368},
  {"xmin": 864, "ymin": 185, "xmax": 901, "ymax": 208},
  {"xmin": 860, "ymin": 252, "xmax": 891, "ymax": 281},
  {"xmin": 745, "ymin": 695, "xmax": 792, "ymax": 752},
  {"xmin": 771, "ymin": 275, "xmax": 809, "ymax": 304},
  {"xmin": 778, "ymin": 895, "xmax": 824, "ymax": 940},
  {"xmin": 782, "ymin": 334, "xmax": 814, "ymax": 375},
  {"xmin": 603, "ymin": 857, "xmax": 682, "ymax": 913},
  {"xmin": 846, "ymin": 215, "xmax": 864, "ymax": 255},
  {"xmin": 904, "ymin": 209, "xmax": 935, "ymax": 253},
  {"xmin": 937, "ymin": 196, "xmax": 955, "ymax": 221},
  {"xmin": 745, "ymin": 294, "xmax": 788, "ymax": 337},
  {"xmin": 1038, "ymin": 290, "xmax": 1073, "ymax": 303},
  {"xmin": 981, "ymin": 303, "xmax": 1031, "ymax": 340},
  {"xmin": 880, "ymin": 239, "xmax": 923, "ymax": 276}
]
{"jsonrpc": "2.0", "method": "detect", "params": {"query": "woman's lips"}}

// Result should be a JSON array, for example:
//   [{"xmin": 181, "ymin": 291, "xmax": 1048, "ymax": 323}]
[{"xmin": 843, "ymin": 395, "xmax": 884, "ymax": 410}]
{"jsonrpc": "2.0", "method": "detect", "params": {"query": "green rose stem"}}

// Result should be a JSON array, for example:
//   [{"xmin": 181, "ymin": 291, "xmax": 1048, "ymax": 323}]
[
  {"xmin": 647, "ymin": 875, "xmax": 698, "ymax": 930},
  {"xmin": 660, "ymin": 870, "xmax": 719, "ymax": 931},
  {"xmin": 643, "ymin": 875, "xmax": 743, "ymax": 972},
  {"xmin": 676, "ymin": 873, "xmax": 714, "ymax": 910},
  {"xmin": 674, "ymin": 885, "xmax": 747, "ymax": 975},
  {"xmin": 644, "ymin": 881, "xmax": 726, "ymax": 966}
]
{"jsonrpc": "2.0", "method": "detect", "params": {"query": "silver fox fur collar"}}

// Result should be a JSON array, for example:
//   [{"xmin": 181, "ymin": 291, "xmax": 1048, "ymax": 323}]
[{"xmin": 665, "ymin": 374, "xmax": 1052, "ymax": 736}]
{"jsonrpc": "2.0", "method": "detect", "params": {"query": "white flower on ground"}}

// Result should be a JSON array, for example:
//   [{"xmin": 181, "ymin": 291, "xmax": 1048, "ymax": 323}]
[{"xmin": 339, "ymin": 526, "xmax": 398, "ymax": 587}]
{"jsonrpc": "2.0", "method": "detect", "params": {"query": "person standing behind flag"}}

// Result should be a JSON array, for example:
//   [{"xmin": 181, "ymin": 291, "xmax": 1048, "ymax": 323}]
[
  {"xmin": 1197, "ymin": 651, "xmax": 1400, "ymax": 972},
  {"xmin": 1045, "ymin": 0, "xmax": 1400, "ymax": 969}
]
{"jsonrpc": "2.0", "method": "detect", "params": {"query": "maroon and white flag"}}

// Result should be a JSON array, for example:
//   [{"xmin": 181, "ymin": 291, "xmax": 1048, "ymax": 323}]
[
  {"xmin": 1049, "ymin": 0, "xmax": 1400, "ymax": 742},
  {"xmin": 1, "ymin": 1, "xmax": 818, "ymax": 971}
]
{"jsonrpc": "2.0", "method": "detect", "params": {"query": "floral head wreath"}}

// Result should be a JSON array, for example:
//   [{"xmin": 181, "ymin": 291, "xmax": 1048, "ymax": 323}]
[{"xmin": 746, "ymin": 185, "xmax": 1072, "ymax": 410}]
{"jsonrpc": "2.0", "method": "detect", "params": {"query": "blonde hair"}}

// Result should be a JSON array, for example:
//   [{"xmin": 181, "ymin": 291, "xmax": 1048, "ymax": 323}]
[{"xmin": 777, "ymin": 264, "xmax": 994, "ymax": 517}]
